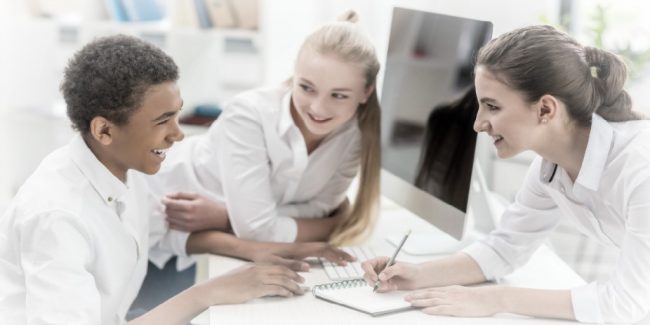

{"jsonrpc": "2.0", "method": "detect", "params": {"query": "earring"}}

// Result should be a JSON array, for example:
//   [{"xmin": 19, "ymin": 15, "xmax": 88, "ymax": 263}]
[{"xmin": 541, "ymin": 119, "xmax": 548, "ymax": 123}]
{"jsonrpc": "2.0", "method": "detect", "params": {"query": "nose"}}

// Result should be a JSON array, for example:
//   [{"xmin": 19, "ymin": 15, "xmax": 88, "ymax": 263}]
[
  {"xmin": 169, "ymin": 118, "xmax": 185, "ymax": 143},
  {"xmin": 309, "ymin": 95, "xmax": 329, "ymax": 116},
  {"xmin": 473, "ymin": 111, "xmax": 489, "ymax": 133}
]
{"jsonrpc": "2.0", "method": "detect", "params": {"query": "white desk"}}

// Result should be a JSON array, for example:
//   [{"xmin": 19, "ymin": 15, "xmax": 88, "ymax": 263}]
[{"xmin": 208, "ymin": 201, "xmax": 586, "ymax": 325}]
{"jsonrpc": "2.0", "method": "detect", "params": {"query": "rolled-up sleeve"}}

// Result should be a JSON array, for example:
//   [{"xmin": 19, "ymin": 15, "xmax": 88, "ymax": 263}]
[
  {"xmin": 463, "ymin": 157, "xmax": 561, "ymax": 280},
  {"xmin": 216, "ymin": 99, "xmax": 298, "ymax": 242},
  {"xmin": 571, "ymin": 176, "xmax": 650, "ymax": 324},
  {"xmin": 19, "ymin": 212, "xmax": 101, "ymax": 324}
]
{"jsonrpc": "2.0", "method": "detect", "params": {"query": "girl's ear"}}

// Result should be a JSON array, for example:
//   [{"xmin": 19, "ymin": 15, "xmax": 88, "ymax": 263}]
[
  {"xmin": 538, "ymin": 94, "xmax": 559, "ymax": 124},
  {"xmin": 89, "ymin": 116, "xmax": 115, "ymax": 145},
  {"xmin": 362, "ymin": 84, "xmax": 375, "ymax": 104}
]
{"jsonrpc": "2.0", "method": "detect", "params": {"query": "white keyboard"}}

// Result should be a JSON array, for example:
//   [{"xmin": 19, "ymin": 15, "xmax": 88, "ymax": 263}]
[{"xmin": 321, "ymin": 246, "xmax": 377, "ymax": 281}]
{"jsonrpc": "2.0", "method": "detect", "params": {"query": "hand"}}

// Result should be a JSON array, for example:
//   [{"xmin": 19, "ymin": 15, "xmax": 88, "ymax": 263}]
[
  {"xmin": 405, "ymin": 285, "xmax": 501, "ymax": 317},
  {"xmin": 361, "ymin": 256, "xmax": 422, "ymax": 292},
  {"xmin": 202, "ymin": 264, "xmax": 306, "ymax": 305},
  {"xmin": 280, "ymin": 242, "xmax": 356, "ymax": 266},
  {"xmin": 249, "ymin": 242, "xmax": 356, "ymax": 272},
  {"xmin": 162, "ymin": 192, "xmax": 229, "ymax": 232}
]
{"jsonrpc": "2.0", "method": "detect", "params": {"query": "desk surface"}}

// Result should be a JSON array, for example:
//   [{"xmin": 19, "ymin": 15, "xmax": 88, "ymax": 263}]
[{"xmin": 208, "ymin": 200, "xmax": 586, "ymax": 325}]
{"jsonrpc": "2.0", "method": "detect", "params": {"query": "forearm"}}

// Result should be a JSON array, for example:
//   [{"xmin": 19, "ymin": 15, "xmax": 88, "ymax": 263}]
[
  {"xmin": 418, "ymin": 252, "xmax": 487, "ymax": 288},
  {"xmin": 185, "ymin": 230, "xmax": 291, "ymax": 260},
  {"xmin": 294, "ymin": 217, "xmax": 338, "ymax": 242},
  {"xmin": 128, "ymin": 285, "xmax": 208, "ymax": 325},
  {"xmin": 497, "ymin": 287, "xmax": 575, "ymax": 320},
  {"xmin": 186, "ymin": 230, "xmax": 255, "ymax": 259}
]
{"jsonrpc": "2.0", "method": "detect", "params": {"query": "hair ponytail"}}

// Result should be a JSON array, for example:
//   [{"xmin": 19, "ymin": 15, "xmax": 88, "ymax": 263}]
[
  {"xmin": 476, "ymin": 25, "xmax": 644, "ymax": 126},
  {"xmin": 584, "ymin": 46, "xmax": 638, "ymax": 121},
  {"xmin": 337, "ymin": 10, "xmax": 359, "ymax": 23}
]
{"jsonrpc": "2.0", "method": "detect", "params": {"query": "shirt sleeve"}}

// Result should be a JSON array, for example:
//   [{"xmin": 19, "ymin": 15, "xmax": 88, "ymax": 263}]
[
  {"xmin": 278, "ymin": 131, "xmax": 361, "ymax": 219},
  {"xmin": 18, "ymin": 211, "xmax": 101, "ymax": 324},
  {"xmin": 462, "ymin": 157, "xmax": 562, "ymax": 280},
  {"xmin": 146, "ymin": 188, "xmax": 194, "ymax": 271},
  {"xmin": 214, "ymin": 98, "xmax": 298, "ymax": 242},
  {"xmin": 571, "ymin": 174, "xmax": 650, "ymax": 324}
]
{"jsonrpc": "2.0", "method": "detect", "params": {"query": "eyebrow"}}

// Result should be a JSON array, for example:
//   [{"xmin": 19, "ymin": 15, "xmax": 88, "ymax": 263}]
[
  {"xmin": 152, "ymin": 100, "xmax": 184, "ymax": 122},
  {"xmin": 298, "ymin": 78, "xmax": 353, "ymax": 92},
  {"xmin": 479, "ymin": 97, "xmax": 499, "ymax": 105}
]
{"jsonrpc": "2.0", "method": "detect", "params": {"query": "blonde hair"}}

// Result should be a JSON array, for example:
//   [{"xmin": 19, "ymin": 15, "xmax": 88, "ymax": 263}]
[{"xmin": 298, "ymin": 10, "xmax": 381, "ymax": 245}]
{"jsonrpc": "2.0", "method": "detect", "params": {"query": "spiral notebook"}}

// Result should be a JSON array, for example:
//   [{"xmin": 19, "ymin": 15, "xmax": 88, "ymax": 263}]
[{"xmin": 312, "ymin": 278, "xmax": 413, "ymax": 316}]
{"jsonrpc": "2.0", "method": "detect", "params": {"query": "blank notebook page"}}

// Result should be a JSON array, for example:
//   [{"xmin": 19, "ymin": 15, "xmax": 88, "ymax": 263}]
[{"xmin": 312, "ymin": 279, "xmax": 412, "ymax": 316}]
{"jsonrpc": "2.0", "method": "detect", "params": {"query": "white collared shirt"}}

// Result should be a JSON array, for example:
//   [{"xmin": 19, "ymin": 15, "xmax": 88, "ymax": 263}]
[
  {"xmin": 464, "ymin": 114, "xmax": 650, "ymax": 323},
  {"xmin": 149, "ymin": 85, "xmax": 361, "ymax": 243},
  {"xmin": 0, "ymin": 135, "xmax": 186, "ymax": 325}
]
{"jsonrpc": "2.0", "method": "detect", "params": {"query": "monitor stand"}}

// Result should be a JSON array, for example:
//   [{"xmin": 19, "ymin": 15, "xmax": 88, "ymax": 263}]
[{"xmin": 386, "ymin": 232, "xmax": 469, "ymax": 256}]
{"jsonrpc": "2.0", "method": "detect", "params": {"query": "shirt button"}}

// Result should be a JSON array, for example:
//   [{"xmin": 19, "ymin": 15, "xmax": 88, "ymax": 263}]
[{"xmin": 108, "ymin": 196, "xmax": 113, "ymax": 202}]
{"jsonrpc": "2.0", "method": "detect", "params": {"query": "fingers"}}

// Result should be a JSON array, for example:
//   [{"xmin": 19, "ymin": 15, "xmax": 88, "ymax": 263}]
[
  {"xmin": 262, "ymin": 265, "xmax": 305, "ymax": 284},
  {"xmin": 405, "ymin": 288, "xmax": 444, "ymax": 301},
  {"xmin": 162, "ymin": 196, "xmax": 193, "ymax": 212},
  {"xmin": 168, "ymin": 220, "xmax": 192, "ymax": 232},
  {"xmin": 260, "ymin": 285, "xmax": 294, "ymax": 298},
  {"xmin": 421, "ymin": 305, "xmax": 456, "ymax": 316},
  {"xmin": 258, "ymin": 269, "xmax": 304, "ymax": 296},
  {"xmin": 378, "ymin": 263, "xmax": 407, "ymax": 282},
  {"xmin": 361, "ymin": 256, "xmax": 388, "ymax": 285},
  {"xmin": 166, "ymin": 191, "xmax": 199, "ymax": 200},
  {"xmin": 322, "ymin": 247, "xmax": 355, "ymax": 266},
  {"xmin": 267, "ymin": 255, "xmax": 310, "ymax": 272}
]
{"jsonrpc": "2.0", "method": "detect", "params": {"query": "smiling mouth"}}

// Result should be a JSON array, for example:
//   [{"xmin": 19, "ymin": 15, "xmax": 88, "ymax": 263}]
[
  {"xmin": 307, "ymin": 112, "xmax": 332, "ymax": 124},
  {"xmin": 492, "ymin": 135, "xmax": 503, "ymax": 145},
  {"xmin": 151, "ymin": 148, "xmax": 168, "ymax": 159}
]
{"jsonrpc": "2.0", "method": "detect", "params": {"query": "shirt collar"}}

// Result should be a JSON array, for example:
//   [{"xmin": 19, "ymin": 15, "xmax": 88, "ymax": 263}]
[
  {"xmin": 538, "ymin": 113, "xmax": 613, "ymax": 191},
  {"xmin": 278, "ymin": 90, "xmax": 294, "ymax": 137},
  {"xmin": 69, "ymin": 134, "xmax": 129, "ymax": 204},
  {"xmin": 574, "ymin": 113, "xmax": 613, "ymax": 191}
]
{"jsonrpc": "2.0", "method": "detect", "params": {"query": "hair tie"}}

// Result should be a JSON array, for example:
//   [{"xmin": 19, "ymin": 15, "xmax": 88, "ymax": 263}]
[{"xmin": 590, "ymin": 65, "xmax": 600, "ymax": 78}]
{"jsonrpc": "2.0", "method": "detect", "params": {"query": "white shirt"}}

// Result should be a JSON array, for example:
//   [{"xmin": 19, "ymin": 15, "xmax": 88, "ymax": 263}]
[
  {"xmin": 0, "ymin": 135, "xmax": 186, "ymax": 325},
  {"xmin": 463, "ymin": 114, "xmax": 650, "ymax": 323},
  {"xmin": 150, "ymin": 85, "xmax": 361, "ymax": 243}
]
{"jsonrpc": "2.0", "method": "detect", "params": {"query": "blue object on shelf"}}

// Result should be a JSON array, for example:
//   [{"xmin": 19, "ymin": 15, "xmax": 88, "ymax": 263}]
[
  {"xmin": 193, "ymin": 104, "xmax": 222, "ymax": 118},
  {"xmin": 121, "ymin": 0, "xmax": 164, "ymax": 21}
]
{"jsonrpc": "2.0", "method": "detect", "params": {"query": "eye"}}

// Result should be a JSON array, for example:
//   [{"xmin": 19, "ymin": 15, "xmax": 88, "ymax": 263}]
[
  {"xmin": 156, "ymin": 119, "xmax": 169, "ymax": 126},
  {"xmin": 299, "ymin": 84, "xmax": 314, "ymax": 93},
  {"xmin": 331, "ymin": 93, "xmax": 349, "ymax": 100},
  {"xmin": 486, "ymin": 103, "xmax": 499, "ymax": 111}
]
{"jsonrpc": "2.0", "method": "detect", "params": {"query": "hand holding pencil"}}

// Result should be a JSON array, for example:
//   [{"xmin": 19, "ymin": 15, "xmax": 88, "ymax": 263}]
[{"xmin": 361, "ymin": 230, "xmax": 423, "ymax": 293}]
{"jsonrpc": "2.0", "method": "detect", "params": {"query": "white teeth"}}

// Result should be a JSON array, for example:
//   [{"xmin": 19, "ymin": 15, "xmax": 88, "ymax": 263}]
[
  {"xmin": 309, "ymin": 113, "xmax": 330, "ymax": 122},
  {"xmin": 152, "ymin": 148, "xmax": 168, "ymax": 156}
]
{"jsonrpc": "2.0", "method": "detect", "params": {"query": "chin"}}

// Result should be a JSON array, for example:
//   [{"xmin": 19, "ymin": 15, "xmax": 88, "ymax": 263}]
[
  {"xmin": 307, "ymin": 124, "xmax": 334, "ymax": 136},
  {"xmin": 495, "ymin": 150, "xmax": 515, "ymax": 159},
  {"xmin": 139, "ymin": 164, "xmax": 162, "ymax": 175}
]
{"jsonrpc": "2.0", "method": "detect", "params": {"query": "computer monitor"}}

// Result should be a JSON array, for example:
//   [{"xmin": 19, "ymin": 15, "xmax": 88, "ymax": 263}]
[{"xmin": 380, "ymin": 8, "xmax": 493, "ymax": 253}]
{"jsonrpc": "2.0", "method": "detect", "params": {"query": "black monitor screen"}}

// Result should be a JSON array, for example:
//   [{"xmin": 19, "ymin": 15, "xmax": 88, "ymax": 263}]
[{"xmin": 381, "ymin": 8, "xmax": 493, "ymax": 212}]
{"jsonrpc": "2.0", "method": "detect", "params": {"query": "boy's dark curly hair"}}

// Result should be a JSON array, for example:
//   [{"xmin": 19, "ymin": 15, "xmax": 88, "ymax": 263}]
[{"xmin": 61, "ymin": 34, "xmax": 179, "ymax": 134}]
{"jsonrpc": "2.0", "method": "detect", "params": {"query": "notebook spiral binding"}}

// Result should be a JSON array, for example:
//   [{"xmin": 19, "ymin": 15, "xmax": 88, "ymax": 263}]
[{"xmin": 312, "ymin": 278, "xmax": 367, "ymax": 295}]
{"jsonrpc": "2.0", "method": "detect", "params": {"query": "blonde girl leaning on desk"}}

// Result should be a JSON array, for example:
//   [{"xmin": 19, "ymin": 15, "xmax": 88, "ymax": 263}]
[
  {"xmin": 362, "ymin": 25, "xmax": 650, "ymax": 323},
  {"xmin": 0, "ymin": 35, "xmax": 305, "ymax": 325},
  {"xmin": 148, "ymin": 10, "xmax": 380, "ymax": 267}
]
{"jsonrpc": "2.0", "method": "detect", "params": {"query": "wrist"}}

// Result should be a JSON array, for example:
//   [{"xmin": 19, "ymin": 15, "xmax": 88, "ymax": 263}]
[
  {"xmin": 493, "ymin": 286, "xmax": 510, "ymax": 313},
  {"xmin": 186, "ymin": 283, "xmax": 214, "ymax": 309}
]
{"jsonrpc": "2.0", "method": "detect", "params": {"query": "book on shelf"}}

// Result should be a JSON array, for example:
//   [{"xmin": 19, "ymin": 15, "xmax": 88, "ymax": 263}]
[
  {"xmin": 193, "ymin": 0, "xmax": 213, "ymax": 28},
  {"xmin": 121, "ymin": 0, "xmax": 164, "ymax": 21}
]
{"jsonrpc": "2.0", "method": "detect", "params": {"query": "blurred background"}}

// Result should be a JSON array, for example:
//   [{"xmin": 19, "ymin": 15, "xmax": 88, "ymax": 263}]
[{"xmin": 1, "ymin": 0, "xmax": 649, "ymax": 291}]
